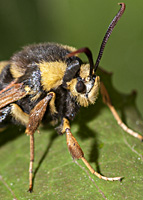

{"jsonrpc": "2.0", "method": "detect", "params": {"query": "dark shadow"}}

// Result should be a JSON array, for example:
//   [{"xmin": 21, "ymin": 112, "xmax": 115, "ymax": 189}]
[
  {"xmin": 31, "ymin": 131, "xmax": 58, "ymax": 191},
  {"xmin": 0, "ymin": 124, "xmax": 25, "ymax": 147},
  {"xmin": 89, "ymin": 140, "xmax": 102, "ymax": 174},
  {"xmin": 72, "ymin": 101, "xmax": 103, "ymax": 173}
]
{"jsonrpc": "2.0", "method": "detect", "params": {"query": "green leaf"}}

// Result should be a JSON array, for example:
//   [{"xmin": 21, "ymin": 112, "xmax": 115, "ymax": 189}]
[{"xmin": 0, "ymin": 71, "xmax": 143, "ymax": 200}]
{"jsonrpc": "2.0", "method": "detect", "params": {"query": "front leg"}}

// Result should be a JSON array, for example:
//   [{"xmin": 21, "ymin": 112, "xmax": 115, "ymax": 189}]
[
  {"xmin": 62, "ymin": 118, "xmax": 122, "ymax": 181},
  {"xmin": 25, "ymin": 93, "xmax": 54, "ymax": 136},
  {"xmin": 26, "ymin": 92, "xmax": 54, "ymax": 192},
  {"xmin": 100, "ymin": 82, "xmax": 143, "ymax": 141}
]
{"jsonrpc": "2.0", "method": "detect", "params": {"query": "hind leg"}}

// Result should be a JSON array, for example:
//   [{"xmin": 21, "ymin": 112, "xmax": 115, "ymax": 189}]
[{"xmin": 100, "ymin": 81, "xmax": 143, "ymax": 141}]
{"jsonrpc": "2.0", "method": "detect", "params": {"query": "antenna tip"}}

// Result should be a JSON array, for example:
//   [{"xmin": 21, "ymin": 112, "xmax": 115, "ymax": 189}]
[{"xmin": 118, "ymin": 2, "xmax": 126, "ymax": 9}]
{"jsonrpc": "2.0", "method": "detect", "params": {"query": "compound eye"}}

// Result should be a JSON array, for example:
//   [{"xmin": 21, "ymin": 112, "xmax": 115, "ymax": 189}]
[{"xmin": 76, "ymin": 81, "xmax": 86, "ymax": 93}]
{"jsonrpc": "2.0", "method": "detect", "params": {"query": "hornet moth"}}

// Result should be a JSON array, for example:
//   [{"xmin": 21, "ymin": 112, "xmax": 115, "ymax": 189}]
[{"xmin": 0, "ymin": 3, "xmax": 142, "ymax": 192}]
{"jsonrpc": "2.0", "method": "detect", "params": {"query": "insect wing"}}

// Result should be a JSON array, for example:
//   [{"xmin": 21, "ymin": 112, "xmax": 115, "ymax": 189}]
[{"xmin": 0, "ymin": 80, "xmax": 28, "ymax": 109}]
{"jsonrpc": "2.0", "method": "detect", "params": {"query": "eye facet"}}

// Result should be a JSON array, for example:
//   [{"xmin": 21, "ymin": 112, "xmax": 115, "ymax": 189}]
[{"xmin": 76, "ymin": 81, "xmax": 86, "ymax": 93}]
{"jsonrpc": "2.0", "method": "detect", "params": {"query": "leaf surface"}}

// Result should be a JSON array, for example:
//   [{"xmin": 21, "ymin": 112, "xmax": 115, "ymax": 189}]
[{"xmin": 0, "ymin": 72, "xmax": 143, "ymax": 200}]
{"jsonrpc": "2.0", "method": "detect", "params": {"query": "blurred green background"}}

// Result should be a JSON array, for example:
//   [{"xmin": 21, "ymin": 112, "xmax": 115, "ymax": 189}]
[{"xmin": 0, "ymin": 0, "xmax": 142, "ymax": 116}]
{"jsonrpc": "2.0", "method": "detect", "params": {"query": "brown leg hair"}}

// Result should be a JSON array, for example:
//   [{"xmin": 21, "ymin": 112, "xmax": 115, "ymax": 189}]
[
  {"xmin": 100, "ymin": 82, "xmax": 143, "ymax": 141},
  {"xmin": 26, "ymin": 92, "xmax": 55, "ymax": 192},
  {"xmin": 63, "ymin": 118, "xmax": 122, "ymax": 181}
]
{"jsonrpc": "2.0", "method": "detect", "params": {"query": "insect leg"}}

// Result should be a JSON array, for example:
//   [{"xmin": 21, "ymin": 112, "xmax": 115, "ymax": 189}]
[
  {"xmin": 25, "ymin": 92, "xmax": 54, "ymax": 135},
  {"xmin": 29, "ymin": 134, "xmax": 34, "ymax": 192},
  {"xmin": 10, "ymin": 103, "xmax": 29, "ymax": 126},
  {"xmin": 62, "ymin": 118, "xmax": 122, "ymax": 181},
  {"xmin": 100, "ymin": 81, "xmax": 143, "ymax": 141},
  {"xmin": 26, "ymin": 92, "xmax": 54, "ymax": 192}
]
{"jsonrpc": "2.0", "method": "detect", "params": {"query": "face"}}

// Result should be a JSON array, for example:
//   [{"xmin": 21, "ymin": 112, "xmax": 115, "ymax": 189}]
[{"xmin": 66, "ymin": 64, "xmax": 100, "ymax": 107}]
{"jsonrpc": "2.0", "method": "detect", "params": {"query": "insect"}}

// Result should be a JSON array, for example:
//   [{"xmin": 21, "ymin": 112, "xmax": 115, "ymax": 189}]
[{"xmin": 0, "ymin": 3, "xmax": 142, "ymax": 192}]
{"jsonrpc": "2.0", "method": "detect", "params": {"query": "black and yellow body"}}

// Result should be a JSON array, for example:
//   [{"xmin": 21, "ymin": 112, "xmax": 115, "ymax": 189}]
[
  {"xmin": 0, "ymin": 43, "xmax": 100, "ymax": 134},
  {"xmin": 0, "ymin": 42, "xmax": 101, "ymax": 192}
]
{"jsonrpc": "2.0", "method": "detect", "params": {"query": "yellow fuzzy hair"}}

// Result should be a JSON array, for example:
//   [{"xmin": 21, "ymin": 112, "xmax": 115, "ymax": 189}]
[
  {"xmin": 0, "ymin": 61, "xmax": 10, "ymax": 73},
  {"xmin": 39, "ymin": 61, "xmax": 67, "ymax": 91}
]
